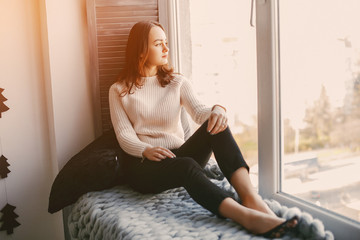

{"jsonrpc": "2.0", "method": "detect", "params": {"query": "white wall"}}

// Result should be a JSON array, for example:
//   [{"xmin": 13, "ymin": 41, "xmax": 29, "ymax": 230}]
[{"xmin": 0, "ymin": 0, "xmax": 96, "ymax": 239}]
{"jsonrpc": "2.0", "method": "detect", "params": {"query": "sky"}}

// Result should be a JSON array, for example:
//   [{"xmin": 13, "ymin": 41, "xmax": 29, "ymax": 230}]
[{"xmin": 279, "ymin": 0, "xmax": 360, "ymax": 128}]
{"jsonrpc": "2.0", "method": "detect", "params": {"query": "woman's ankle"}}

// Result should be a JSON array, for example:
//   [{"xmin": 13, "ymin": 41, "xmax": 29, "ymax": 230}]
[{"xmin": 242, "ymin": 194, "xmax": 276, "ymax": 216}]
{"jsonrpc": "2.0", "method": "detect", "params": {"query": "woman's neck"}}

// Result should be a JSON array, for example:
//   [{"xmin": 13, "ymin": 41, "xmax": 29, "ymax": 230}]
[{"xmin": 143, "ymin": 65, "xmax": 157, "ymax": 77}]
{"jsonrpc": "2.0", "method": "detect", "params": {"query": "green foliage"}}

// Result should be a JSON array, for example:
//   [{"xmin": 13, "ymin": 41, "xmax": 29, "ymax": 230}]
[
  {"xmin": 300, "ymin": 85, "xmax": 332, "ymax": 150},
  {"xmin": 284, "ymin": 55, "xmax": 360, "ymax": 153},
  {"xmin": 233, "ymin": 57, "xmax": 360, "ymax": 157}
]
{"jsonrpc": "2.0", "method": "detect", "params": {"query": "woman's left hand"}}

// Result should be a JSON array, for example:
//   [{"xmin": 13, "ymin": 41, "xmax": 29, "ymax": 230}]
[{"xmin": 207, "ymin": 105, "xmax": 228, "ymax": 135}]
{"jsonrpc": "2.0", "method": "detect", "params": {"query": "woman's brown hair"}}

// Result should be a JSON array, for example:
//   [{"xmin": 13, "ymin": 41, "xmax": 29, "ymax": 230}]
[{"xmin": 118, "ymin": 20, "xmax": 174, "ymax": 96}]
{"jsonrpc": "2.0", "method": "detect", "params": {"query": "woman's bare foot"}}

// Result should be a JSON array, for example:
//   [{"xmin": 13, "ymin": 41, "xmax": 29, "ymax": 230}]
[
  {"xmin": 219, "ymin": 198, "xmax": 287, "ymax": 235},
  {"xmin": 244, "ymin": 208, "xmax": 288, "ymax": 234}
]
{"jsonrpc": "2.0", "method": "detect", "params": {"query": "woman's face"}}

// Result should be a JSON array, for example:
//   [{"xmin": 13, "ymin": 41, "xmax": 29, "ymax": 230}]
[{"xmin": 144, "ymin": 26, "xmax": 169, "ymax": 70}]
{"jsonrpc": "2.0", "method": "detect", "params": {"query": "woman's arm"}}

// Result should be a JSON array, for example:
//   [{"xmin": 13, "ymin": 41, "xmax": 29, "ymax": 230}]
[
  {"xmin": 180, "ymin": 77, "xmax": 228, "ymax": 135},
  {"xmin": 180, "ymin": 77, "xmax": 212, "ymax": 124},
  {"xmin": 109, "ymin": 84, "xmax": 153, "ymax": 158}
]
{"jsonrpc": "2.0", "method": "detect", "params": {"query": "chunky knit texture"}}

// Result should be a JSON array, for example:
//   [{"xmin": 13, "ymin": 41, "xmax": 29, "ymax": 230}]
[
  {"xmin": 68, "ymin": 176, "xmax": 334, "ymax": 240},
  {"xmin": 109, "ymin": 75, "xmax": 215, "ymax": 157}
]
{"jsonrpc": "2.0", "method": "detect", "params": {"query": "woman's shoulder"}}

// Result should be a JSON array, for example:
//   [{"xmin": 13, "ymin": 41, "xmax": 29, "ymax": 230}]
[
  {"xmin": 110, "ymin": 81, "xmax": 124, "ymax": 93},
  {"xmin": 109, "ymin": 81, "xmax": 128, "ymax": 99},
  {"xmin": 171, "ymin": 73, "xmax": 189, "ymax": 85}
]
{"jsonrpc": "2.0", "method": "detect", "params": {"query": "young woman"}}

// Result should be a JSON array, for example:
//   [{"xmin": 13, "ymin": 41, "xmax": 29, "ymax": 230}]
[{"xmin": 109, "ymin": 20, "xmax": 298, "ymax": 238}]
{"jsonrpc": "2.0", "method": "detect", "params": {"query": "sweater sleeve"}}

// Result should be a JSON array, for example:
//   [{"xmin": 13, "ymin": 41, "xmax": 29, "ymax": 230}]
[
  {"xmin": 180, "ymin": 77, "xmax": 212, "ymax": 125},
  {"xmin": 109, "ymin": 84, "xmax": 153, "ymax": 157}
]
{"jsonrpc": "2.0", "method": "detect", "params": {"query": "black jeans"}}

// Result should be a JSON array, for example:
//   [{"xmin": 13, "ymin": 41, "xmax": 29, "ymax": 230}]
[{"xmin": 123, "ymin": 120, "xmax": 249, "ymax": 216}]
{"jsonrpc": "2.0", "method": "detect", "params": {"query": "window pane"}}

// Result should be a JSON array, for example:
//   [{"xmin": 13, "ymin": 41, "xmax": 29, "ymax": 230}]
[
  {"xmin": 279, "ymin": 0, "xmax": 360, "ymax": 222},
  {"xmin": 188, "ymin": 0, "xmax": 258, "ymax": 185}
]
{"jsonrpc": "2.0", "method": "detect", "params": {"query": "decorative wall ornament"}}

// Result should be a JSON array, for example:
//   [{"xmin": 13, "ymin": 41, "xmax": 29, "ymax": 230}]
[
  {"xmin": 0, "ymin": 203, "xmax": 21, "ymax": 234},
  {"xmin": 0, "ymin": 89, "xmax": 19, "ymax": 235},
  {"xmin": 0, "ymin": 88, "xmax": 10, "ymax": 118},
  {"xmin": 0, "ymin": 155, "xmax": 10, "ymax": 178}
]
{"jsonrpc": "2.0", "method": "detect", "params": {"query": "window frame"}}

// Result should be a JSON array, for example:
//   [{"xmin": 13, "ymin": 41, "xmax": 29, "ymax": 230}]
[
  {"xmin": 256, "ymin": 0, "xmax": 360, "ymax": 239},
  {"xmin": 158, "ymin": 0, "xmax": 181, "ymax": 73}
]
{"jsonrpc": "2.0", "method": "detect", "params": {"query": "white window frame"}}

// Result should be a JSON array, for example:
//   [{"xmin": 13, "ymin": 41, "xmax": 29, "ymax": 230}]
[
  {"xmin": 256, "ymin": 0, "xmax": 360, "ymax": 239},
  {"xmin": 158, "ymin": 0, "xmax": 182, "ymax": 73}
]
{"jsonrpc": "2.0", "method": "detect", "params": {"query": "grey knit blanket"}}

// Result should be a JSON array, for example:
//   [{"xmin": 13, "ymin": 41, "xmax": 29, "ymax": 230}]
[{"xmin": 68, "ymin": 179, "xmax": 334, "ymax": 240}]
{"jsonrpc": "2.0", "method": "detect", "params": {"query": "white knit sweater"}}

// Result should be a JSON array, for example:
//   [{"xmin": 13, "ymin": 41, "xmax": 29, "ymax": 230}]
[{"xmin": 109, "ymin": 75, "xmax": 213, "ymax": 157}]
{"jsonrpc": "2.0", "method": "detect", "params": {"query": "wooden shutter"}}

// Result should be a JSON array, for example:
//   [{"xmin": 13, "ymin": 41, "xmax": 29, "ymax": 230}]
[{"xmin": 87, "ymin": 0, "xmax": 159, "ymax": 133}]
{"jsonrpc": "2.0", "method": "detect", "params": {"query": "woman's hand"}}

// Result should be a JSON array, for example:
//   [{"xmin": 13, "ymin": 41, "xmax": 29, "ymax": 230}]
[
  {"xmin": 142, "ymin": 147, "xmax": 176, "ymax": 161},
  {"xmin": 207, "ymin": 105, "xmax": 228, "ymax": 135}
]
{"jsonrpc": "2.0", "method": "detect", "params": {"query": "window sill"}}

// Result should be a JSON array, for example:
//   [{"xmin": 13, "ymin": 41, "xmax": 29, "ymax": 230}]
[{"xmin": 268, "ymin": 191, "xmax": 360, "ymax": 238}]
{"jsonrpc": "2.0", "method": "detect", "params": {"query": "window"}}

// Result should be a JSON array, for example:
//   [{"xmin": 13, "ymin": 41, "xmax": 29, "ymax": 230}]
[
  {"xmin": 186, "ymin": 0, "xmax": 259, "ymax": 185},
  {"xmin": 279, "ymin": 0, "xmax": 360, "ymax": 223},
  {"xmin": 166, "ymin": 0, "xmax": 360, "ymax": 237},
  {"xmin": 256, "ymin": 0, "xmax": 360, "ymax": 238}
]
